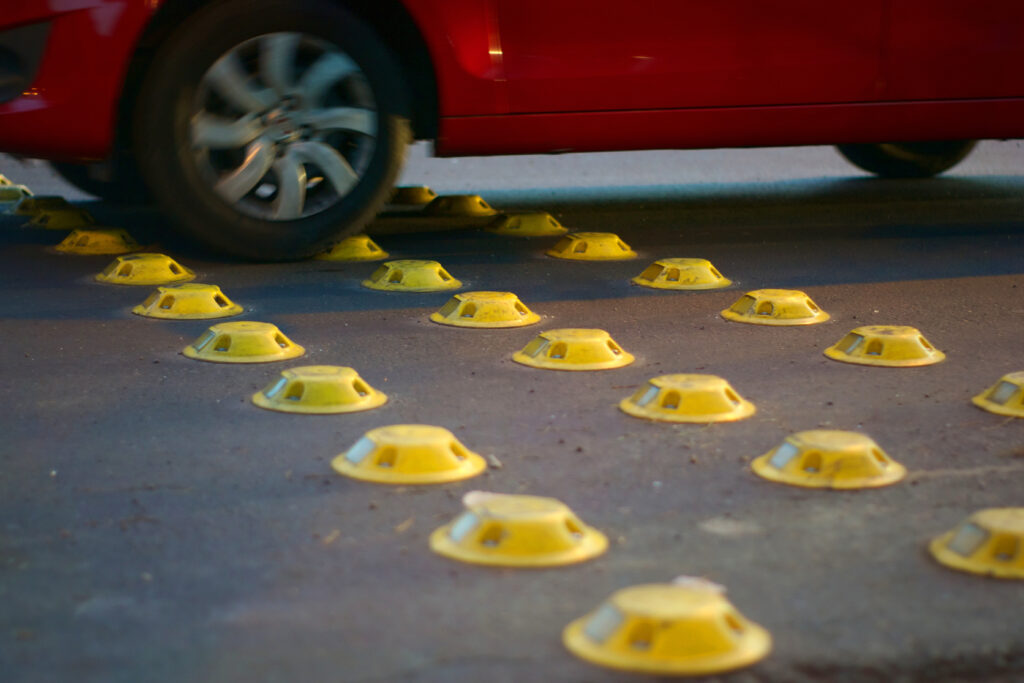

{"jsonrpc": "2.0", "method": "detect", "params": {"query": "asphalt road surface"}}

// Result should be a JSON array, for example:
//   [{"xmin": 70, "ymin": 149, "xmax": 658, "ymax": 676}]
[{"xmin": 2, "ymin": 142, "xmax": 1023, "ymax": 683}]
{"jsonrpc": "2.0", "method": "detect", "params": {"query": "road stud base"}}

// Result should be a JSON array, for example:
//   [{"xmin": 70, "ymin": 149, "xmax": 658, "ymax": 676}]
[
  {"xmin": 362, "ymin": 259, "xmax": 462, "ymax": 292},
  {"xmin": 620, "ymin": 374, "xmax": 755, "ymax": 423},
  {"xmin": 930, "ymin": 508, "xmax": 1024, "ymax": 579},
  {"xmin": 423, "ymin": 194, "xmax": 498, "ymax": 217},
  {"xmin": 513, "ymin": 328, "xmax": 634, "ymax": 371},
  {"xmin": 183, "ymin": 321, "xmax": 304, "ymax": 363},
  {"xmin": 721, "ymin": 289, "xmax": 829, "ymax": 325},
  {"xmin": 430, "ymin": 291, "xmax": 540, "ymax": 328},
  {"xmin": 253, "ymin": 366, "xmax": 386, "ymax": 414},
  {"xmin": 486, "ymin": 212, "xmax": 568, "ymax": 237},
  {"xmin": 633, "ymin": 258, "xmax": 732, "ymax": 290},
  {"xmin": 563, "ymin": 577, "xmax": 772, "ymax": 676},
  {"xmin": 752, "ymin": 430, "xmax": 906, "ymax": 489},
  {"xmin": 95, "ymin": 253, "xmax": 195, "ymax": 286},
  {"xmin": 13, "ymin": 195, "xmax": 69, "ymax": 217},
  {"xmin": 333, "ymin": 425, "xmax": 486, "ymax": 484},
  {"xmin": 971, "ymin": 371, "xmax": 1024, "ymax": 418},
  {"xmin": 824, "ymin": 325, "xmax": 945, "ymax": 367},
  {"xmin": 315, "ymin": 235, "xmax": 388, "ymax": 261},
  {"xmin": 391, "ymin": 185, "xmax": 438, "ymax": 206},
  {"xmin": 546, "ymin": 232, "xmax": 637, "ymax": 260},
  {"xmin": 430, "ymin": 491, "xmax": 608, "ymax": 567},
  {"xmin": 133, "ymin": 283, "xmax": 242, "ymax": 320},
  {"xmin": 25, "ymin": 207, "xmax": 96, "ymax": 230},
  {"xmin": 56, "ymin": 228, "xmax": 140, "ymax": 255}
]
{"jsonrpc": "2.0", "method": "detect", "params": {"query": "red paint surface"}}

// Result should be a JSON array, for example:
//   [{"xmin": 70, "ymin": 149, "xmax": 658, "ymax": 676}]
[{"xmin": 1, "ymin": 0, "xmax": 1023, "ymax": 161}]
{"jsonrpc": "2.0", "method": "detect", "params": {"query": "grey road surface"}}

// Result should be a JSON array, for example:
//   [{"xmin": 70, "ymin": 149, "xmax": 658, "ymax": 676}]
[{"xmin": 2, "ymin": 142, "xmax": 1023, "ymax": 683}]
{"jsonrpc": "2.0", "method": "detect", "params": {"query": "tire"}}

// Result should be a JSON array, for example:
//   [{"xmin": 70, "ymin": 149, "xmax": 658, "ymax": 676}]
[
  {"xmin": 49, "ymin": 161, "xmax": 149, "ymax": 204},
  {"xmin": 835, "ymin": 141, "xmax": 977, "ymax": 179},
  {"xmin": 134, "ymin": 0, "xmax": 410, "ymax": 260}
]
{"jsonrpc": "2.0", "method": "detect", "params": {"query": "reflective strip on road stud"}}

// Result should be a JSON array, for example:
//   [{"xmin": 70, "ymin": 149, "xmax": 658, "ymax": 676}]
[
  {"xmin": 0, "ymin": 184, "xmax": 33, "ymax": 214},
  {"xmin": 721, "ymin": 289, "xmax": 829, "ymax": 325},
  {"xmin": 182, "ymin": 321, "xmax": 304, "ymax": 364},
  {"xmin": 423, "ymin": 194, "xmax": 498, "ymax": 217},
  {"xmin": 132, "ymin": 283, "xmax": 243, "ymax": 320},
  {"xmin": 95, "ymin": 253, "xmax": 195, "ymax": 286},
  {"xmin": 619, "ymin": 374, "xmax": 755, "ymax": 423},
  {"xmin": 512, "ymin": 328, "xmax": 634, "ymax": 371},
  {"xmin": 929, "ymin": 508, "xmax": 1024, "ymax": 580},
  {"xmin": 751, "ymin": 430, "xmax": 906, "ymax": 490},
  {"xmin": 332, "ymin": 425, "xmax": 485, "ymax": 485},
  {"xmin": 14, "ymin": 195, "xmax": 68, "ymax": 217},
  {"xmin": 546, "ymin": 232, "xmax": 637, "ymax": 261},
  {"xmin": 390, "ymin": 185, "xmax": 438, "ymax": 206},
  {"xmin": 361, "ymin": 259, "xmax": 462, "ymax": 292},
  {"xmin": 55, "ymin": 228, "xmax": 140, "ymax": 255},
  {"xmin": 430, "ymin": 291, "xmax": 540, "ymax": 329},
  {"xmin": 314, "ymin": 235, "xmax": 388, "ymax": 262},
  {"xmin": 824, "ymin": 325, "xmax": 945, "ymax": 367},
  {"xmin": 429, "ymin": 491, "xmax": 608, "ymax": 567},
  {"xmin": 632, "ymin": 258, "xmax": 732, "ymax": 290},
  {"xmin": 971, "ymin": 371, "xmax": 1024, "ymax": 418},
  {"xmin": 24, "ymin": 207, "xmax": 96, "ymax": 230},
  {"xmin": 486, "ymin": 212, "xmax": 568, "ymax": 237},
  {"xmin": 253, "ymin": 365, "xmax": 386, "ymax": 415},
  {"xmin": 562, "ymin": 576, "xmax": 772, "ymax": 676}
]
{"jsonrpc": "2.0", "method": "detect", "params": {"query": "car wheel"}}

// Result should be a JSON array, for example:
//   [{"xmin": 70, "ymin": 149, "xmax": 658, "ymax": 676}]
[
  {"xmin": 49, "ymin": 161, "xmax": 149, "ymax": 204},
  {"xmin": 835, "ymin": 141, "xmax": 977, "ymax": 179},
  {"xmin": 134, "ymin": 0, "xmax": 410, "ymax": 260}
]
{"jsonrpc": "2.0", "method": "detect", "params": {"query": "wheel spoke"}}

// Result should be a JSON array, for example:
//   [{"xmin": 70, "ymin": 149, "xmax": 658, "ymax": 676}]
[
  {"xmin": 215, "ymin": 138, "xmax": 277, "ymax": 202},
  {"xmin": 298, "ymin": 107, "xmax": 376, "ymax": 137},
  {"xmin": 290, "ymin": 141, "xmax": 358, "ymax": 196},
  {"xmin": 260, "ymin": 33, "xmax": 300, "ymax": 96},
  {"xmin": 208, "ymin": 53, "xmax": 277, "ymax": 113},
  {"xmin": 298, "ymin": 52, "xmax": 359, "ymax": 106},
  {"xmin": 191, "ymin": 113, "xmax": 264, "ymax": 149},
  {"xmin": 271, "ymin": 153, "xmax": 307, "ymax": 220}
]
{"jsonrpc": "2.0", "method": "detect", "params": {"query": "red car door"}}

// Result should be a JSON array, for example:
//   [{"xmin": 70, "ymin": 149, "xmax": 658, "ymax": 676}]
[
  {"xmin": 495, "ymin": 0, "xmax": 886, "ymax": 113},
  {"xmin": 884, "ymin": 1, "xmax": 1024, "ymax": 100}
]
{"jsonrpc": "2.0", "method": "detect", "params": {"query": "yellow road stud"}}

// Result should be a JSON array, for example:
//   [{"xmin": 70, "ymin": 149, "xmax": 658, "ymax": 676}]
[
  {"xmin": 929, "ymin": 509, "xmax": 1024, "ymax": 580},
  {"xmin": 512, "ymin": 328, "xmax": 634, "ymax": 371},
  {"xmin": 824, "ymin": 325, "xmax": 945, "ymax": 367},
  {"xmin": 0, "ymin": 173, "xmax": 10, "ymax": 185},
  {"xmin": 751, "ymin": 430, "xmax": 906, "ymax": 489},
  {"xmin": 183, "ymin": 321, "xmax": 304, "ymax": 363},
  {"xmin": 333, "ymin": 425, "xmax": 486, "ymax": 485},
  {"xmin": 620, "ymin": 374, "xmax": 755, "ymax": 423},
  {"xmin": 423, "ymin": 194, "xmax": 498, "ymax": 217},
  {"xmin": 563, "ymin": 576, "xmax": 772, "ymax": 676},
  {"xmin": 362, "ymin": 259, "xmax": 461, "ymax": 292},
  {"xmin": 971, "ymin": 371, "xmax": 1024, "ymax": 418},
  {"xmin": 95, "ymin": 253, "xmax": 194, "ymax": 286},
  {"xmin": 391, "ymin": 185, "xmax": 438, "ymax": 205},
  {"xmin": 632, "ymin": 258, "xmax": 732, "ymax": 290},
  {"xmin": 0, "ymin": 184, "xmax": 32, "ymax": 213},
  {"xmin": 26, "ymin": 206, "xmax": 96, "ymax": 230},
  {"xmin": 14, "ymin": 195, "xmax": 69, "ymax": 216},
  {"xmin": 55, "ymin": 228, "xmax": 140, "ymax": 255},
  {"xmin": 721, "ymin": 289, "xmax": 829, "ymax": 326},
  {"xmin": 486, "ymin": 212, "xmax": 568, "ymax": 237},
  {"xmin": 546, "ymin": 232, "xmax": 637, "ymax": 261},
  {"xmin": 430, "ymin": 291, "xmax": 540, "ymax": 328},
  {"xmin": 429, "ymin": 491, "xmax": 608, "ymax": 567},
  {"xmin": 315, "ymin": 235, "xmax": 388, "ymax": 262},
  {"xmin": 132, "ymin": 283, "xmax": 242, "ymax": 320},
  {"xmin": 253, "ymin": 366, "xmax": 386, "ymax": 415}
]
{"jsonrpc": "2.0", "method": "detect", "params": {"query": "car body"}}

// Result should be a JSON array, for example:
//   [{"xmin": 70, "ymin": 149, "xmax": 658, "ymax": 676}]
[{"xmin": 1, "ymin": 1, "xmax": 1022, "ymax": 257}]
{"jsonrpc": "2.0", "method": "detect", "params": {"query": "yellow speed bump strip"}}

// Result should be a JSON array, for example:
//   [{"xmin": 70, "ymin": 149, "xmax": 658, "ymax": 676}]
[
  {"xmin": 183, "ymin": 321, "xmax": 304, "ymax": 363},
  {"xmin": 253, "ymin": 366, "xmax": 386, "ymax": 415},
  {"xmin": 546, "ymin": 232, "xmax": 637, "ymax": 261},
  {"xmin": 930, "ymin": 508, "xmax": 1024, "ymax": 579},
  {"xmin": 430, "ymin": 291, "xmax": 540, "ymax": 328},
  {"xmin": 620, "ymin": 374, "xmax": 755, "ymax": 423},
  {"xmin": 721, "ymin": 289, "xmax": 829, "ymax": 325},
  {"xmin": 513, "ymin": 328, "xmax": 634, "ymax": 371},
  {"xmin": 751, "ymin": 430, "xmax": 906, "ymax": 489},
  {"xmin": 333, "ymin": 425, "xmax": 485, "ymax": 485},
  {"xmin": 430, "ymin": 491, "xmax": 608, "ymax": 567},
  {"xmin": 563, "ymin": 576, "xmax": 771, "ymax": 676},
  {"xmin": 824, "ymin": 325, "xmax": 945, "ymax": 367}
]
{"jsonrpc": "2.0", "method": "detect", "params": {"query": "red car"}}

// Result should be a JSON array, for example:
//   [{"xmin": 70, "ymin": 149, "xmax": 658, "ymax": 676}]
[{"xmin": 2, "ymin": 1, "xmax": 1022, "ymax": 258}]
